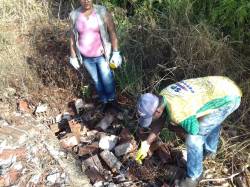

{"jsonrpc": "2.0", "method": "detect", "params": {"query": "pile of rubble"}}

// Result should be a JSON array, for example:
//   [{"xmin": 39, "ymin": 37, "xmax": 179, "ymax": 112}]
[
  {"xmin": 48, "ymin": 98, "xmax": 187, "ymax": 187},
  {"xmin": 0, "ymin": 96, "xmax": 91, "ymax": 186}
]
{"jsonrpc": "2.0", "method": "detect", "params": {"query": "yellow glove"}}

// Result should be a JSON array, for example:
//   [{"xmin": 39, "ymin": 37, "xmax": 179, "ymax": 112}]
[{"xmin": 136, "ymin": 141, "xmax": 150, "ymax": 164}]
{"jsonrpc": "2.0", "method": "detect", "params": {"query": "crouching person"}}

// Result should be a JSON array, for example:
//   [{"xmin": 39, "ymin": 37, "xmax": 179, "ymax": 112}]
[{"xmin": 135, "ymin": 76, "xmax": 242, "ymax": 187}]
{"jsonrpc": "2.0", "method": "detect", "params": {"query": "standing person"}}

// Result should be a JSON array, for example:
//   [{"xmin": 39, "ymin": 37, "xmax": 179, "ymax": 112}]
[
  {"xmin": 69, "ymin": 0, "xmax": 122, "ymax": 111},
  {"xmin": 135, "ymin": 76, "xmax": 242, "ymax": 187}
]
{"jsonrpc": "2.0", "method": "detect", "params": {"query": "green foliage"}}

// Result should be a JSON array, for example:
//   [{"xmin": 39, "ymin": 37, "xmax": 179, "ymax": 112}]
[
  {"xmin": 160, "ymin": 128, "xmax": 176, "ymax": 142},
  {"xmin": 192, "ymin": 0, "xmax": 250, "ymax": 42}
]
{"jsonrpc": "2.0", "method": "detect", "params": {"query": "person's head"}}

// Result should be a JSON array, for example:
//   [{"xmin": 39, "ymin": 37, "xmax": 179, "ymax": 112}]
[
  {"xmin": 137, "ymin": 93, "xmax": 164, "ymax": 128},
  {"xmin": 79, "ymin": 0, "xmax": 93, "ymax": 10}
]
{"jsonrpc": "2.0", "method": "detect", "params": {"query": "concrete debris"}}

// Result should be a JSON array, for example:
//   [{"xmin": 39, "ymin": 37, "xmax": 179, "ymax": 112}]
[
  {"xmin": 59, "ymin": 134, "xmax": 78, "ymax": 149},
  {"xmin": 100, "ymin": 150, "xmax": 122, "ymax": 172},
  {"xmin": 96, "ymin": 113, "xmax": 114, "ymax": 131},
  {"xmin": 115, "ymin": 142, "xmax": 134, "ymax": 156},
  {"xmin": 35, "ymin": 103, "xmax": 48, "ymax": 113},
  {"xmin": 75, "ymin": 99, "xmax": 84, "ymax": 114},
  {"xmin": 99, "ymin": 135, "xmax": 118, "ymax": 150},
  {"xmin": 46, "ymin": 172, "xmax": 61, "ymax": 185}
]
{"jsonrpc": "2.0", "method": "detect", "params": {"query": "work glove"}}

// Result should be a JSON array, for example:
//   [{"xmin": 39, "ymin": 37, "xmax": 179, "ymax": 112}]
[
  {"xmin": 136, "ymin": 140, "xmax": 150, "ymax": 164},
  {"xmin": 109, "ymin": 51, "xmax": 122, "ymax": 69},
  {"xmin": 69, "ymin": 57, "xmax": 80, "ymax": 70}
]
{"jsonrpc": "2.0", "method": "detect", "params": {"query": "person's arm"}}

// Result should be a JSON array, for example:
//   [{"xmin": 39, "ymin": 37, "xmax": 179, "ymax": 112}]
[
  {"xmin": 70, "ymin": 31, "xmax": 77, "ymax": 58},
  {"xmin": 105, "ymin": 11, "xmax": 118, "ymax": 51},
  {"xmin": 146, "ymin": 111, "xmax": 166, "ymax": 145}
]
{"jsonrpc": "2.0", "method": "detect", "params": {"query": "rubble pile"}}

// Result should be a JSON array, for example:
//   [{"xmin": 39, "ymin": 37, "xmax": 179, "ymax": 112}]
[
  {"xmin": 48, "ymin": 98, "xmax": 187, "ymax": 187},
  {"xmin": 0, "ymin": 98, "xmax": 91, "ymax": 187}
]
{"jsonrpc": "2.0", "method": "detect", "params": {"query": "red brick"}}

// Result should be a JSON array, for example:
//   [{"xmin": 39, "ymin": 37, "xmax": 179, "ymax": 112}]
[
  {"xmin": 68, "ymin": 120, "xmax": 81, "ymax": 141},
  {"xmin": 2, "ymin": 169, "xmax": 21, "ymax": 186},
  {"xmin": 78, "ymin": 142, "xmax": 99, "ymax": 156},
  {"xmin": 59, "ymin": 134, "xmax": 78, "ymax": 150},
  {"xmin": 18, "ymin": 99, "xmax": 30, "ymax": 113},
  {"xmin": 0, "ymin": 148, "xmax": 26, "ymax": 161}
]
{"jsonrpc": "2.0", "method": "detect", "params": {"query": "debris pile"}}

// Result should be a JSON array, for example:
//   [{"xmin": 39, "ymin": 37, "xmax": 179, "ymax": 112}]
[
  {"xmin": 47, "ymin": 98, "xmax": 187, "ymax": 186},
  {"xmin": 0, "ymin": 98, "xmax": 91, "ymax": 187}
]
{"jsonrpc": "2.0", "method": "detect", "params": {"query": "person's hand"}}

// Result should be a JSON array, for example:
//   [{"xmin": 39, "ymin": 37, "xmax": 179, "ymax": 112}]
[
  {"xmin": 69, "ymin": 57, "xmax": 80, "ymax": 70},
  {"xmin": 136, "ymin": 140, "xmax": 150, "ymax": 164},
  {"xmin": 109, "ymin": 51, "xmax": 122, "ymax": 69}
]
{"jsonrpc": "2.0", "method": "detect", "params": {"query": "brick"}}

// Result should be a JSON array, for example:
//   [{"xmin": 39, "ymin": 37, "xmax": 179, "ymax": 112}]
[
  {"xmin": 85, "ymin": 167, "xmax": 105, "ymax": 184},
  {"xmin": 0, "ymin": 148, "xmax": 26, "ymax": 161},
  {"xmin": 2, "ymin": 169, "xmax": 21, "ymax": 186},
  {"xmin": 68, "ymin": 119, "xmax": 81, "ymax": 141},
  {"xmin": 59, "ymin": 134, "xmax": 78, "ymax": 150},
  {"xmin": 118, "ymin": 128, "xmax": 133, "ymax": 144},
  {"xmin": 100, "ymin": 150, "xmax": 122, "ymax": 172},
  {"xmin": 82, "ymin": 155, "xmax": 104, "ymax": 173},
  {"xmin": 18, "ymin": 99, "xmax": 30, "ymax": 113},
  {"xmin": 78, "ymin": 142, "xmax": 99, "ymax": 156},
  {"xmin": 0, "ymin": 126, "xmax": 28, "ymax": 146}
]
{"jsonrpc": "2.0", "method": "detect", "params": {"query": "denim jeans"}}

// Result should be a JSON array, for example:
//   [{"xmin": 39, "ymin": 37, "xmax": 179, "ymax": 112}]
[
  {"xmin": 186, "ymin": 98, "xmax": 241, "ymax": 179},
  {"xmin": 82, "ymin": 55, "xmax": 115, "ymax": 103}
]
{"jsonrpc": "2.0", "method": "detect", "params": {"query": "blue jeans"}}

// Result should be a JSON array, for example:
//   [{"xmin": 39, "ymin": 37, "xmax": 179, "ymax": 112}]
[
  {"xmin": 82, "ymin": 55, "xmax": 115, "ymax": 103},
  {"xmin": 186, "ymin": 98, "xmax": 241, "ymax": 179}
]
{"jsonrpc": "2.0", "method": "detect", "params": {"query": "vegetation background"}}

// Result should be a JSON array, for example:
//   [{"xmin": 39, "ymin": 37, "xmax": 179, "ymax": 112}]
[{"xmin": 0, "ymin": 0, "xmax": 249, "ymax": 186}]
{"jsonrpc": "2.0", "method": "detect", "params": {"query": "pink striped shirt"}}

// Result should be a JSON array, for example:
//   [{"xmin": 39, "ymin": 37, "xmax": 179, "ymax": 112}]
[{"xmin": 76, "ymin": 10, "xmax": 104, "ymax": 57}]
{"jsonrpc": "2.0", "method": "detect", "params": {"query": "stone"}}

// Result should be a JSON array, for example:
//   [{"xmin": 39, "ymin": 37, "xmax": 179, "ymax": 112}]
[
  {"xmin": 99, "ymin": 135, "xmax": 118, "ymax": 150},
  {"xmin": 100, "ymin": 150, "xmax": 122, "ymax": 172},
  {"xmin": 46, "ymin": 172, "xmax": 61, "ymax": 185},
  {"xmin": 96, "ymin": 114, "xmax": 114, "ymax": 131},
  {"xmin": 35, "ymin": 103, "xmax": 48, "ymax": 113},
  {"xmin": 75, "ymin": 99, "xmax": 84, "ymax": 114}
]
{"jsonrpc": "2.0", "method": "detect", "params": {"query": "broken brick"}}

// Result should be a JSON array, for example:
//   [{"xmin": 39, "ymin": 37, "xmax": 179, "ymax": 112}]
[
  {"xmin": 78, "ymin": 142, "xmax": 99, "ymax": 156},
  {"xmin": 1, "ymin": 169, "xmax": 21, "ymax": 186},
  {"xmin": 118, "ymin": 128, "xmax": 133, "ymax": 144},
  {"xmin": 100, "ymin": 150, "xmax": 122, "ymax": 173},
  {"xmin": 82, "ymin": 155, "xmax": 104, "ymax": 173},
  {"xmin": 0, "ymin": 148, "xmax": 27, "ymax": 161},
  {"xmin": 68, "ymin": 119, "xmax": 81, "ymax": 141},
  {"xmin": 85, "ymin": 167, "xmax": 105, "ymax": 184},
  {"xmin": 59, "ymin": 134, "xmax": 78, "ymax": 150},
  {"xmin": 18, "ymin": 99, "xmax": 30, "ymax": 113}
]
